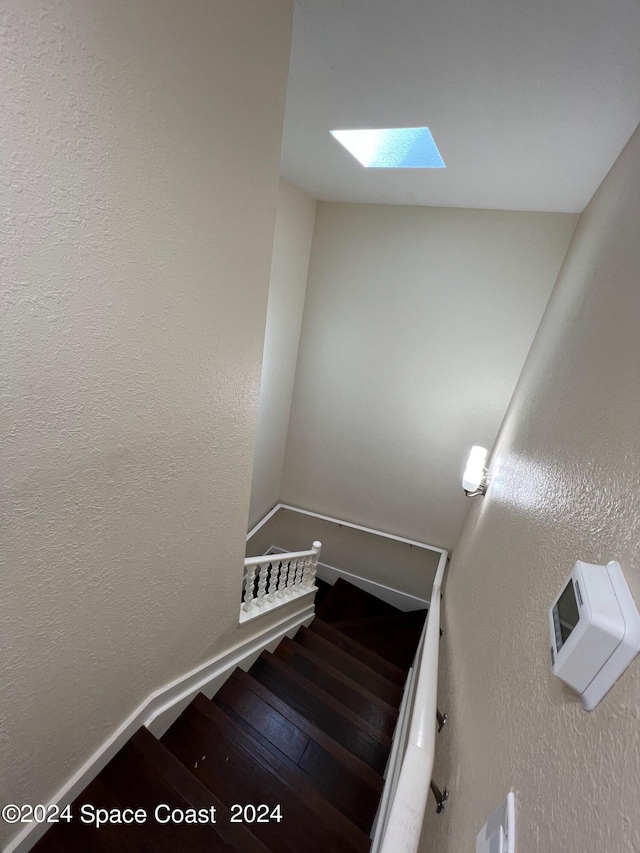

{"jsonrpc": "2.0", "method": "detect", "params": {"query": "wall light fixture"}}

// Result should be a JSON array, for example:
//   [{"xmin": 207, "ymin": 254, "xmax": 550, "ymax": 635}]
[{"xmin": 462, "ymin": 446, "xmax": 489, "ymax": 496}]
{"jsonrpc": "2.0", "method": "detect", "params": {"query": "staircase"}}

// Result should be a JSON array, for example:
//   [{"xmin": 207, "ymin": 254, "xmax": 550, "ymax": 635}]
[{"xmin": 32, "ymin": 578, "xmax": 427, "ymax": 853}]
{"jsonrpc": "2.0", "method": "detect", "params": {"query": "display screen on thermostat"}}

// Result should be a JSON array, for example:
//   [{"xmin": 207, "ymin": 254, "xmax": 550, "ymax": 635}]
[{"xmin": 554, "ymin": 580, "xmax": 580, "ymax": 650}]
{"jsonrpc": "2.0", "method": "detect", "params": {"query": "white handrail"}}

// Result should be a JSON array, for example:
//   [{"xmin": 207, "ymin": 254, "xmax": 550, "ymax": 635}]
[
  {"xmin": 254, "ymin": 502, "xmax": 448, "ymax": 557},
  {"xmin": 377, "ymin": 550, "xmax": 447, "ymax": 853},
  {"xmin": 244, "ymin": 547, "xmax": 318, "ymax": 567}
]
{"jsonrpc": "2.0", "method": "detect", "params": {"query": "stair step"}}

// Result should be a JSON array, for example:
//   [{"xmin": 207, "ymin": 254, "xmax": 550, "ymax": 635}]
[
  {"xmin": 335, "ymin": 627, "xmax": 424, "ymax": 670},
  {"xmin": 31, "ymin": 776, "xmax": 139, "ymax": 853},
  {"xmin": 313, "ymin": 577, "xmax": 333, "ymax": 610},
  {"xmin": 332, "ymin": 610, "xmax": 428, "ymax": 670},
  {"xmin": 249, "ymin": 652, "xmax": 391, "ymax": 774},
  {"xmin": 309, "ymin": 618, "xmax": 407, "ymax": 684},
  {"xmin": 214, "ymin": 669, "xmax": 382, "ymax": 833},
  {"xmin": 331, "ymin": 609, "xmax": 428, "ymax": 633},
  {"xmin": 316, "ymin": 577, "xmax": 402, "ymax": 623},
  {"xmin": 32, "ymin": 728, "xmax": 252, "ymax": 853},
  {"xmin": 225, "ymin": 669, "xmax": 384, "ymax": 791},
  {"xmin": 293, "ymin": 626, "xmax": 403, "ymax": 706},
  {"xmin": 161, "ymin": 693, "xmax": 371, "ymax": 853},
  {"xmin": 30, "ymin": 777, "xmax": 118, "ymax": 853},
  {"xmin": 129, "ymin": 727, "xmax": 271, "ymax": 852},
  {"xmin": 273, "ymin": 637, "xmax": 398, "ymax": 736}
]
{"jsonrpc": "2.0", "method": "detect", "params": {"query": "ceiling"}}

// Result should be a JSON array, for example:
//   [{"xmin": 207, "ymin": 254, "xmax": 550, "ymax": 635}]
[{"xmin": 280, "ymin": 0, "xmax": 640, "ymax": 213}]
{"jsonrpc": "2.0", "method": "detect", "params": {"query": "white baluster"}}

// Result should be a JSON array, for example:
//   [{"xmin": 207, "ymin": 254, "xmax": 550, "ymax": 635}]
[
  {"xmin": 286, "ymin": 560, "xmax": 296, "ymax": 594},
  {"xmin": 293, "ymin": 558, "xmax": 303, "ymax": 589},
  {"xmin": 268, "ymin": 561, "xmax": 281, "ymax": 602},
  {"xmin": 243, "ymin": 566, "xmax": 256, "ymax": 611},
  {"xmin": 301, "ymin": 555, "xmax": 312, "ymax": 588},
  {"xmin": 277, "ymin": 561, "xmax": 288, "ymax": 598},
  {"xmin": 256, "ymin": 561, "xmax": 269, "ymax": 606}
]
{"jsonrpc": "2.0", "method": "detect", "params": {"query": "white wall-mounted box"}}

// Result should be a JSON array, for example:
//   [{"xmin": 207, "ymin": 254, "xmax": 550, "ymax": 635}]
[{"xmin": 549, "ymin": 561, "xmax": 640, "ymax": 710}]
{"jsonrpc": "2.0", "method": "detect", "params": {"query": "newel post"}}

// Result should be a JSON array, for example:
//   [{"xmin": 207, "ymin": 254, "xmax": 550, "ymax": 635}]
[{"xmin": 307, "ymin": 540, "xmax": 322, "ymax": 588}]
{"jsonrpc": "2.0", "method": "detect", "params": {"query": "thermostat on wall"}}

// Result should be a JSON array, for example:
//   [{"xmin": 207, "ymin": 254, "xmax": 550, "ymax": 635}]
[{"xmin": 549, "ymin": 561, "xmax": 640, "ymax": 710}]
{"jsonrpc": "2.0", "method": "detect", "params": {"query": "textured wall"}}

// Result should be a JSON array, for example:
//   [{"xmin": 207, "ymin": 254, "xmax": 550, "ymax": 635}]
[
  {"xmin": 421, "ymin": 123, "xmax": 640, "ymax": 852},
  {"xmin": 281, "ymin": 203, "xmax": 578, "ymax": 549},
  {"xmin": 0, "ymin": 0, "xmax": 291, "ymax": 846},
  {"xmin": 248, "ymin": 179, "xmax": 317, "ymax": 528},
  {"xmin": 247, "ymin": 507, "xmax": 441, "ymax": 600}
]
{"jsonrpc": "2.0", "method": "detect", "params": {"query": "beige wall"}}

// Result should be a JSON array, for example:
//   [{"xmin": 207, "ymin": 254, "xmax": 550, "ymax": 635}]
[
  {"xmin": 422, "ymin": 124, "xmax": 640, "ymax": 853},
  {"xmin": 281, "ymin": 203, "xmax": 578, "ymax": 549},
  {"xmin": 247, "ymin": 507, "xmax": 441, "ymax": 601},
  {"xmin": 0, "ymin": 0, "xmax": 291, "ymax": 845},
  {"xmin": 249, "ymin": 179, "xmax": 317, "ymax": 527}
]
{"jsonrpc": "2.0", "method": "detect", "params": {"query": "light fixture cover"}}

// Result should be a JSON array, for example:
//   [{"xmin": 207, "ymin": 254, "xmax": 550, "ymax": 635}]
[
  {"xmin": 462, "ymin": 446, "xmax": 488, "ymax": 492},
  {"xmin": 330, "ymin": 127, "xmax": 445, "ymax": 168}
]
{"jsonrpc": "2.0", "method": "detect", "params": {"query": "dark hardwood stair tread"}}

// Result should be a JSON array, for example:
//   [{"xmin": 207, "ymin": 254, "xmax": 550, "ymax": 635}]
[
  {"xmin": 32, "ymin": 732, "xmax": 239, "ymax": 853},
  {"xmin": 214, "ymin": 669, "xmax": 382, "ymax": 833},
  {"xmin": 293, "ymin": 626, "xmax": 404, "ymax": 705},
  {"xmin": 316, "ymin": 578, "xmax": 402, "ymax": 623},
  {"xmin": 30, "ymin": 777, "xmax": 123, "ymax": 853},
  {"xmin": 309, "ymin": 618, "xmax": 408, "ymax": 683},
  {"xmin": 129, "ymin": 727, "xmax": 271, "ymax": 852},
  {"xmin": 331, "ymin": 609, "xmax": 428, "ymax": 632},
  {"xmin": 249, "ymin": 652, "xmax": 391, "ymax": 774},
  {"xmin": 273, "ymin": 637, "xmax": 398, "ymax": 736},
  {"xmin": 335, "ymin": 621, "xmax": 425, "ymax": 670},
  {"xmin": 161, "ymin": 693, "xmax": 370, "ymax": 853},
  {"xmin": 226, "ymin": 669, "xmax": 384, "ymax": 791}
]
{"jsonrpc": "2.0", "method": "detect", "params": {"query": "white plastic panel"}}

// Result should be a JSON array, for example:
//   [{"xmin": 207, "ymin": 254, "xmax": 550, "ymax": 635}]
[
  {"xmin": 548, "ymin": 561, "xmax": 640, "ymax": 710},
  {"xmin": 476, "ymin": 792, "xmax": 515, "ymax": 853},
  {"xmin": 580, "ymin": 562, "xmax": 640, "ymax": 710}
]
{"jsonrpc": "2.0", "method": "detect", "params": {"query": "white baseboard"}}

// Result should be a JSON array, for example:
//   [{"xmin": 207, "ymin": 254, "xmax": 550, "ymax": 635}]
[
  {"xmin": 6, "ymin": 603, "xmax": 314, "ymax": 853},
  {"xmin": 269, "ymin": 547, "xmax": 430, "ymax": 612}
]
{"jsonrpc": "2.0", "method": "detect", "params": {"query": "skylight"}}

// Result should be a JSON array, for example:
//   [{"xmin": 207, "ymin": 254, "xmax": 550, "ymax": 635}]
[{"xmin": 330, "ymin": 127, "xmax": 445, "ymax": 169}]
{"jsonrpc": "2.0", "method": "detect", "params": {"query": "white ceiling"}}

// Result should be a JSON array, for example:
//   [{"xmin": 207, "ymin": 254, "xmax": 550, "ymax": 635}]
[{"xmin": 280, "ymin": 0, "xmax": 640, "ymax": 212}]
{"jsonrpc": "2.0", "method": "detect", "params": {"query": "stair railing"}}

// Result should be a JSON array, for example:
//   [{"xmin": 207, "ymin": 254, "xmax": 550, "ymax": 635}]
[
  {"xmin": 374, "ymin": 550, "xmax": 448, "ymax": 853},
  {"xmin": 239, "ymin": 541, "xmax": 322, "ymax": 624}
]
